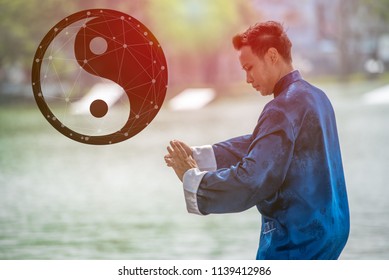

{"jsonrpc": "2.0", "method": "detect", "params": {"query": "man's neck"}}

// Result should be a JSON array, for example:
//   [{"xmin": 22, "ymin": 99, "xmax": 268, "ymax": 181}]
[{"xmin": 277, "ymin": 63, "xmax": 295, "ymax": 83}]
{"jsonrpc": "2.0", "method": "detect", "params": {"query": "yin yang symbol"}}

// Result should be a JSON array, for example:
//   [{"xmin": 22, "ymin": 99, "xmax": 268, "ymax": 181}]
[{"xmin": 31, "ymin": 9, "xmax": 168, "ymax": 145}]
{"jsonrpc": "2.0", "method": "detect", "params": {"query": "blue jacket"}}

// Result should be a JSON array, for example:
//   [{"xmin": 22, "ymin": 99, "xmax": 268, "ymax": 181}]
[{"xmin": 197, "ymin": 71, "xmax": 350, "ymax": 259}]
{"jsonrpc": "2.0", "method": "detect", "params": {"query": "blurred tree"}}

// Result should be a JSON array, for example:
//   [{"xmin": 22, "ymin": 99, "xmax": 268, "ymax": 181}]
[
  {"xmin": 146, "ymin": 0, "xmax": 255, "ymax": 86},
  {"xmin": 363, "ymin": 0, "xmax": 389, "ymax": 23},
  {"xmin": 75, "ymin": 0, "xmax": 150, "ymax": 23},
  {"xmin": 361, "ymin": 0, "xmax": 389, "ymax": 48},
  {"xmin": 0, "ymin": 0, "xmax": 149, "ymax": 85},
  {"xmin": 146, "ymin": 0, "xmax": 240, "ymax": 54},
  {"xmin": 335, "ymin": 0, "xmax": 389, "ymax": 80},
  {"xmin": 0, "ymin": 0, "xmax": 77, "ymax": 67},
  {"xmin": 335, "ymin": 0, "xmax": 366, "ymax": 80},
  {"xmin": 361, "ymin": 0, "xmax": 389, "ymax": 72},
  {"xmin": 0, "ymin": 0, "xmax": 256, "ymax": 90}
]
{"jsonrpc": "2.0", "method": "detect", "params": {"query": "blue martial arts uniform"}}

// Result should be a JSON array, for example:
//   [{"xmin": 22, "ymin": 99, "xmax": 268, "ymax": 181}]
[{"xmin": 183, "ymin": 70, "xmax": 350, "ymax": 259}]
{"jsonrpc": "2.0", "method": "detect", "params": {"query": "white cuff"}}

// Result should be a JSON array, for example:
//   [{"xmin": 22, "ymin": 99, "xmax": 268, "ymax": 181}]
[
  {"xmin": 183, "ymin": 168, "xmax": 207, "ymax": 215},
  {"xmin": 192, "ymin": 145, "xmax": 217, "ymax": 172}
]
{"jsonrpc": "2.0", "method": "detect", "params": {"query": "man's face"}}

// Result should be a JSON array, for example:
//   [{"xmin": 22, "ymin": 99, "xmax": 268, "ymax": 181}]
[{"xmin": 238, "ymin": 46, "xmax": 278, "ymax": 96}]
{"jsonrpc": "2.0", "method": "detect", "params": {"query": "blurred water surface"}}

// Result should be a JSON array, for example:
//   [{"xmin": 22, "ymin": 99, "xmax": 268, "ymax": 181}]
[{"xmin": 0, "ymin": 81, "xmax": 388, "ymax": 259}]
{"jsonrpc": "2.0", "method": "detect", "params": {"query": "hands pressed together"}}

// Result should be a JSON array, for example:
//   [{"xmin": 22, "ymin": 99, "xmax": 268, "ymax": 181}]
[{"xmin": 164, "ymin": 140, "xmax": 198, "ymax": 182}]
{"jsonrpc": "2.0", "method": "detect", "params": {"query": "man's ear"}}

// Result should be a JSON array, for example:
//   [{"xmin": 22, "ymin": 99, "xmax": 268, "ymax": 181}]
[{"xmin": 267, "ymin": 47, "xmax": 279, "ymax": 64}]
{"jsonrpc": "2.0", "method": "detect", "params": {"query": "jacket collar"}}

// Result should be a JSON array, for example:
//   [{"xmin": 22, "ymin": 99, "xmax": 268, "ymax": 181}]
[{"xmin": 273, "ymin": 70, "xmax": 302, "ymax": 98}]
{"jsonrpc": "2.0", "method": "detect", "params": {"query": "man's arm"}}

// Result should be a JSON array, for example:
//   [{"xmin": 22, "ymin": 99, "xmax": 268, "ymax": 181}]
[
  {"xmin": 212, "ymin": 134, "xmax": 253, "ymax": 169},
  {"xmin": 183, "ymin": 109, "xmax": 295, "ymax": 215},
  {"xmin": 178, "ymin": 134, "xmax": 253, "ymax": 172}
]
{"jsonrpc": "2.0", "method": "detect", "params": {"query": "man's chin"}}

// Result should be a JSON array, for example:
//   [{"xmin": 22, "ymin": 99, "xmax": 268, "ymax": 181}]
[{"xmin": 259, "ymin": 90, "xmax": 272, "ymax": 96}]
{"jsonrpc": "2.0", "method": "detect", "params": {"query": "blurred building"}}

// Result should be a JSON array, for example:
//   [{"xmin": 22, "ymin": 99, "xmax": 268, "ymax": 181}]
[
  {"xmin": 252, "ymin": 0, "xmax": 340, "ymax": 76},
  {"xmin": 252, "ymin": 0, "xmax": 389, "ymax": 77}
]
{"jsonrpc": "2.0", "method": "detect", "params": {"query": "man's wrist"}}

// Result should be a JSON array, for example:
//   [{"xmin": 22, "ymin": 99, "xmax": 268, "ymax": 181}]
[
  {"xmin": 182, "ymin": 168, "xmax": 207, "ymax": 215},
  {"xmin": 191, "ymin": 145, "xmax": 217, "ymax": 171}
]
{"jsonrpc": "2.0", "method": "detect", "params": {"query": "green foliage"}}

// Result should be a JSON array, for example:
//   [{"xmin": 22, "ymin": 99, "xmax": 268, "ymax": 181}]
[
  {"xmin": 1, "ymin": 0, "xmax": 386, "ymax": 82},
  {"xmin": 0, "ymin": 0, "xmax": 77, "ymax": 66},
  {"xmin": 363, "ymin": 0, "xmax": 389, "ymax": 22},
  {"xmin": 146, "ymin": 0, "xmax": 242, "ymax": 54},
  {"xmin": 0, "ymin": 0, "xmax": 246, "ymax": 68}
]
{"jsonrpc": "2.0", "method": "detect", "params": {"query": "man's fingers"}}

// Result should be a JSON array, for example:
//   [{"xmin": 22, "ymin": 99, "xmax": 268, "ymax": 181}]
[
  {"xmin": 167, "ymin": 143, "xmax": 182, "ymax": 162},
  {"xmin": 164, "ymin": 154, "xmax": 174, "ymax": 166},
  {"xmin": 167, "ymin": 145, "xmax": 175, "ymax": 156},
  {"xmin": 175, "ymin": 141, "xmax": 188, "ymax": 157},
  {"xmin": 176, "ymin": 140, "xmax": 193, "ymax": 156},
  {"xmin": 171, "ymin": 141, "xmax": 188, "ymax": 160},
  {"xmin": 165, "ymin": 158, "xmax": 175, "ymax": 167},
  {"xmin": 168, "ymin": 140, "xmax": 193, "ymax": 159},
  {"xmin": 167, "ymin": 140, "xmax": 197, "ymax": 172}
]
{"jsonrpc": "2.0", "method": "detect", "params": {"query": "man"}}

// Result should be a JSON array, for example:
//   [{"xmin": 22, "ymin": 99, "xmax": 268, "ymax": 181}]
[{"xmin": 165, "ymin": 21, "xmax": 350, "ymax": 259}]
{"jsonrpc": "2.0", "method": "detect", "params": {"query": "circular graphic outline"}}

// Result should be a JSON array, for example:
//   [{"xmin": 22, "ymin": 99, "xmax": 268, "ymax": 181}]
[{"xmin": 31, "ymin": 9, "xmax": 168, "ymax": 145}]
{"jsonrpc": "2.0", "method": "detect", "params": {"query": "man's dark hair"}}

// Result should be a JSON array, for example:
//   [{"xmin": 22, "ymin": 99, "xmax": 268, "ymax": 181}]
[{"xmin": 232, "ymin": 21, "xmax": 292, "ymax": 63}]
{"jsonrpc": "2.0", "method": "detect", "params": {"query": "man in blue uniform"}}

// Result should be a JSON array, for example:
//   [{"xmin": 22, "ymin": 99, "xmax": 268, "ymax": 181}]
[{"xmin": 165, "ymin": 21, "xmax": 350, "ymax": 259}]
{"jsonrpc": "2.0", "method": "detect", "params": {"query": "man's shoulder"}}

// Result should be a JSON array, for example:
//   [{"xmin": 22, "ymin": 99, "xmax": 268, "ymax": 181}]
[
  {"xmin": 261, "ymin": 80, "xmax": 328, "ymax": 124},
  {"xmin": 272, "ymin": 79, "xmax": 329, "ymax": 111}
]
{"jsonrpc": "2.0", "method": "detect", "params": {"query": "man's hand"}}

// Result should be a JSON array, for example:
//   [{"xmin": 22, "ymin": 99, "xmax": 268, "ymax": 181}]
[{"xmin": 164, "ymin": 140, "xmax": 198, "ymax": 182}]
